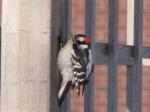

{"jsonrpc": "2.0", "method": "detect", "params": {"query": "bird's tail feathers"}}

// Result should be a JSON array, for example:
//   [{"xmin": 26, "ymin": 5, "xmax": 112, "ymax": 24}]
[{"xmin": 58, "ymin": 81, "xmax": 71, "ymax": 106}]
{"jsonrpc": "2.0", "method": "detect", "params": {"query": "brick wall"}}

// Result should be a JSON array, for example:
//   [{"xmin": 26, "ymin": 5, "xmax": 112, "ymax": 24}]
[{"xmin": 71, "ymin": 0, "xmax": 150, "ymax": 112}]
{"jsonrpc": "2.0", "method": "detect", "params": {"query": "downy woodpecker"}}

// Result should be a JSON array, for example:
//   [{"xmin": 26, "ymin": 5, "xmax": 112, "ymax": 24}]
[{"xmin": 57, "ymin": 34, "xmax": 92, "ymax": 105}]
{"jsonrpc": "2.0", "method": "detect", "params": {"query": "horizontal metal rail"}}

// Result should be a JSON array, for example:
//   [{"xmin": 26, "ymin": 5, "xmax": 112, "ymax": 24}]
[{"xmin": 92, "ymin": 43, "xmax": 150, "ymax": 65}]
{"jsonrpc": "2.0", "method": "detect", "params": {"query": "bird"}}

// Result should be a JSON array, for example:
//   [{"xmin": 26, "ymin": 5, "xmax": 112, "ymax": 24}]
[{"xmin": 57, "ymin": 33, "xmax": 93, "ymax": 106}]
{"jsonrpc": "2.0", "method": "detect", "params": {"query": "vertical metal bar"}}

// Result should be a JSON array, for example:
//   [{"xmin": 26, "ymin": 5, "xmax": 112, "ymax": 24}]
[
  {"xmin": 61, "ymin": 0, "xmax": 72, "ymax": 44},
  {"xmin": 50, "ymin": 0, "xmax": 61, "ymax": 112},
  {"xmin": 108, "ymin": 0, "xmax": 118, "ymax": 112},
  {"xmin": 127, "ymin": 66, "xmax": 134, "ymax": 112},
  {"xmin": 132, "ymin": 0, "xmax": 143, "ymax": 111},
  {"xmin": 84, "ymin": 0, "xmax": 96, "ymax": 112},
  {"xmin": 127, "ymin": 0, "xmax": 143, "ymax": 112},
  {"xmin": 60, "ymin": 0, "xmax": 72, "ymax": 112},
  {"xmin": 126, "ymin": 0, "xmax": 134, "ymax": 111}
]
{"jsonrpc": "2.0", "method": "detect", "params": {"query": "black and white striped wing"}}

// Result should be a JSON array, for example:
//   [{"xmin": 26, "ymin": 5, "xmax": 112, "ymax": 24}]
[
  {"xmin": 71, "ymin": 49, "xmax": 92, "ymax": 86},
  {"xmin": 71, "ymin": 54, "xmax": 86, "ymax": 85}
]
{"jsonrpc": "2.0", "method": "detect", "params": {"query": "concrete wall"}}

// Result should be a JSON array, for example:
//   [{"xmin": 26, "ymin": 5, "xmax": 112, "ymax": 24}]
[{"xmin": 1, "ymin": 0, "xmax": 51, "ymax": 112}]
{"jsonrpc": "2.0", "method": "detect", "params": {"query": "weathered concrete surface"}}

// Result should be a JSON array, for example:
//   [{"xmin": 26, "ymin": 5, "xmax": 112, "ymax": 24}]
[{"xmin": 1, "ymin": 0, "xmax": 51, "ymax": 112}]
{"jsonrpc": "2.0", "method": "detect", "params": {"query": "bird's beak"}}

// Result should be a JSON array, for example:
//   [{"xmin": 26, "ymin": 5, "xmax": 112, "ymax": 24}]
[
  {"xmin": 69, "ymin": 32, "xmax": 75, "ymax": 41},
  {"xmin": 84, "ymin": 37, "xmax": 91, "ymax": 44}
]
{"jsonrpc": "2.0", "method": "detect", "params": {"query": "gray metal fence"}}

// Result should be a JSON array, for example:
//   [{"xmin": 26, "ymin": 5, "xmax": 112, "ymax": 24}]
[{"xmin": 50, "ymin": 0, "xmax": 150, "ymax": 112}]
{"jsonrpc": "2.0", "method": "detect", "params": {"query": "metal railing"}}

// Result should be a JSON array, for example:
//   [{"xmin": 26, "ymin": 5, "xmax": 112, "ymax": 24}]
[{"xmin": 50, "ymin": 0, "xmax": 150, "ymax": 112}]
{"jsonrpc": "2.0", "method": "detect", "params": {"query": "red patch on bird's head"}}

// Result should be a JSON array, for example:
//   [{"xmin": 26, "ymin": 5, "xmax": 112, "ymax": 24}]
[{"xmin": 84, "ymin": 37, "xmax": 91, "ymax": 44}]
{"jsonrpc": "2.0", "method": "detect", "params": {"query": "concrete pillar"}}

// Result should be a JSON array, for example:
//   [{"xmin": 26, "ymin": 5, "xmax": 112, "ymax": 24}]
[{"xmin": 1, "ymin": 0, "xmax": 51, "ymax": 112}]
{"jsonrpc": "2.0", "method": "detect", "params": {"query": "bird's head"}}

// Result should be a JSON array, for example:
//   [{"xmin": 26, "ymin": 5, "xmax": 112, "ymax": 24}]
[{"xmin": 71, "ymin": 34, "xmax": 91, "ymax": 50}]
